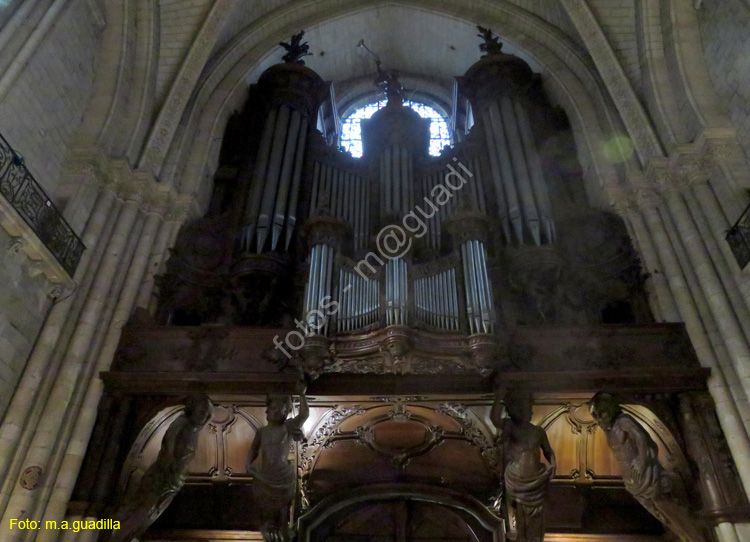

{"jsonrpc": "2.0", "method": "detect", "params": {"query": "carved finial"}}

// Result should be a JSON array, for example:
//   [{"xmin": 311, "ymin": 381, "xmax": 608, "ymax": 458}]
[
  {"xmin": 476, "ymin": 25, "xmax": 503, "ymax": 57},
  {"xmin": 358, "ymin": 39, "xmax": 403, "ymax": 106},
  {"xmin": 279, "ymin": 31, "xmax": 312, "ymax": 65},
  {"xmin": 374, "ymin": 62, "xmax": 403, "ymax": 106}
]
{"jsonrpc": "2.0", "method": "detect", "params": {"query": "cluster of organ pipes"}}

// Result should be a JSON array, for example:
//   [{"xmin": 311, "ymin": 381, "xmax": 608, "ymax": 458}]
[
  {"xmin": 460, "ymin": 240, "xmax": 495, "ymax": 334},
  {"xmin": 335, "ymin": 269, "xmax": 381, "ymax": 332},
  {"xmin": 416, "ymin": 156, "xmax": 488, "ymax": 251},
  {"xmin": 303, "ymin": 244, "xmax": 335, "ymax": 335},
  {"xmin": 414, "ymin": 268, "xmax": 460, "ymax": 331},
  {"xmin": 308, "ymin": 160, "xmax": 371, "ymax": 251},
  {"xmin": 241, "ymin": 105, "xmax": 309, "ymax": 253},
  {"xmin": 379, "ymin": 144, "xmax": 414, "ymax": 215},
  {"xmin": 385, "ymin": 258, "xmax": 409, "ymax": 326},
  {"xmin": 482, "ymin": 96, "xmax": 554, "ymax": 246}
]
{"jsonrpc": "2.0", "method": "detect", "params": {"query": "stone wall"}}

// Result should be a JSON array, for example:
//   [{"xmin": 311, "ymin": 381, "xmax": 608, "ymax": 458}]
[
  {"xmin": 0, "ymin": 229, "xmax": 53, "ymax": 419},
  {"xmin": 698, "ymin": 0, "xmax": 750, "ymax": 161},
  {"xmin": 0, "ymin": 0, "xmax": 104, "ymax": 199}
]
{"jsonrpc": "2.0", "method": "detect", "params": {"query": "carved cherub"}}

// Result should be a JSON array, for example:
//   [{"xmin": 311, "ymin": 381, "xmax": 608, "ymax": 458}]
[
  {"xmin": 109, "ymin": 394, "xmax": 214, "ymax": 542},
  {"xmin": 477, "ymin": 25, "xmax": 504, "ymax": 56},
  {"xmin": 589, "ymin": 393, "xmax": 705, "ymax": 542},
  {"xmin": 247, "ymin": 381, "xmax": 309, "ymax": 542},
  {"xmin": 491, "ymin": 387, "xmax": 555, "ymax": 542},
  {"xmin": 279, "ymin": 31, "xmax": 312, "ymax": 65}
]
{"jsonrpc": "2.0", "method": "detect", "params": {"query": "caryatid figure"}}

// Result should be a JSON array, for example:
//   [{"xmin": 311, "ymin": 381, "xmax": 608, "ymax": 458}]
[
  {"xmin": 247, "ymin": 380, "xmax": 309, "ymax": 542},
  {"xmin": 491, "ymin": 388, "xmax": 556, "ymax": 542},
  {"xmin": 109, "ymin": 394, "xmax": 214, "ymax": 542},
  {"xmin": 589, "ymin": 392, "xmax": 706, "ymax": 542}
]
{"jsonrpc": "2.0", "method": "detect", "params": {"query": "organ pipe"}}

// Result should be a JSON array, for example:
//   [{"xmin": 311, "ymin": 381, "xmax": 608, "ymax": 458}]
[
  {"xmin": 514, "ymin": 99, "xmax": 555, "ymax": 243},
  {"xmin": 413, "ymin": 268, "xmax": 460, "ymax": 331},
  {"xmin": 336, "ymin": 269, "xmax": 381, "ymax": 332},
  {"xmin": 241, "ymin": 108, "xmax": 277, "ymax": 252},
  {"xmin": 284, "ymin": 116, "xmax": 308, "ymax": 250},
  {"xmin": 385, "ymin": 258, "xmax": 408, "ymax": 326},
  {"xmin": 460, "ymin": 240, "xmax": 495, "ymax": 334},
  {"xmin": 308, "ymin": 160, "xmax": 372, "ymax": 251},
  {"xmin": 242, "ymin": 104, "xmax": 314, "ymax": 254},
  {"xmin": 303, "ymin": 244, "xmax": 335, "ymax": 336},
  {"xmin": 480, "ymin": 97, "xmax": 555, "ymax": 247}
]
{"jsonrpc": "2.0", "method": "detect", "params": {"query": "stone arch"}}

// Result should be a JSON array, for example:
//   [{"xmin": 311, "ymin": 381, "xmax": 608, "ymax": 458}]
[
  {"xmin": 659, "ymin": 0, "xmax": 736, "ymax": 137},
  {"xmin": 157, "ymin": 0, "xmax": 640, "ymax": 213},
  {"xmin": 635, "ymin": 0, "xmax": 691, "ymax": 149},
  {"xmin": 78, "ymin": 0, "xmax": 160, "ymax": 159}
]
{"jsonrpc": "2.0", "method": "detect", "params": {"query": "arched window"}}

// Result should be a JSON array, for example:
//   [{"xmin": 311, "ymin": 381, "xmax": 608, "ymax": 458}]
[{"xmin": 340, "ymin": 100, "xmax": 451, "ymax": 158}]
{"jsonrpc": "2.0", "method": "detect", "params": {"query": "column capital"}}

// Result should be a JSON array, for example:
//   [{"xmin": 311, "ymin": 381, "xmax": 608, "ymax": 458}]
[{"xmin": 165, "ymin": 194, "xmax": 199, "ymax": 223}]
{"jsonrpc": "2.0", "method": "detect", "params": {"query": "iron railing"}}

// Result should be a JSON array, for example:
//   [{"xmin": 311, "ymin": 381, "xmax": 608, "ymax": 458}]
[
  {"xmin": 0, "ymin": 133, "xmax": 84, "ymax": 276},
  {"xmin": 727, "ymin": 199, "xmax": 750, "ymax": 270}
]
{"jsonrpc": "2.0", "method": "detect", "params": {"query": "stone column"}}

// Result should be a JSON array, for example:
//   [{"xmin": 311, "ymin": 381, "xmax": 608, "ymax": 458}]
[
  {"xmin": 681, "ymin": 186, "xmax": 750, "ymax": 341},
  {"xmin": 0, "ymin": 195, "xmax": 139, "ymax": 540},
  {"xmin": 29, "ymin": 211, "xmax": 145, "ymax": 527},
  {"xmin": 638, "ymin": 199, "xmax": 750, "ymax": 494},
  {"xmin": 655, "ymin": 195, "xmax": 750, "ymax": 433},
  {"xmin": 36, "ymin": 209, "xmax": 161, "ymax": 540},
  {"xmin": 691, "ymin": 179, "xmax": 750, "ymax": 315},
  {"xmin": 658, "ymin": 198, "xmax": 750, "ymax": 435},
  {"xmin": 662, "ymin": 187, "xmax": 750, "ymax": 404},
  {"xmin": 134, "ymin": 217, "xmax": 172, "ymax": 311},
  {"xmin": 0, "ymin": 186, "xmax": 115, "ymax": 500},
  {"xmin": 52, "ymin": 397, "xmax": 132, "ymax": 542}
]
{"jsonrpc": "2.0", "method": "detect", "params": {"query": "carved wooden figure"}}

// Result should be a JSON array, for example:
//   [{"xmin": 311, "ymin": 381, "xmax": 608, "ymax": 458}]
[
  {"xmin": 247, "ymin": 381, "xmax": 309, "ymax": 542},
  {"xmin": 491, "ymin": 388, "xmax": 556, "ymax": 542},
  {"xmin": 589, "ymin": 392, "xmax": 706, "ymax": 542},
  {"xmin": 107, "ymin": 394, "xmax": 213, "ymax": 542}
]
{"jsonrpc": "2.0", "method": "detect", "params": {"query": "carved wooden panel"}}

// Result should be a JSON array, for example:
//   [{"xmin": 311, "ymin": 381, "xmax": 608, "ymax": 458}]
[{"xmin": 119, "ymin": 402, "xmax": 265, "ymax": 497}]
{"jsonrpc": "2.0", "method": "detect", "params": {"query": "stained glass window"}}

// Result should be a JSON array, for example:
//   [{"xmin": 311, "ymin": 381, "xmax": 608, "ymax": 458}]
[{"xmin": 340, "ymin": 100, "xmax": 451, "ymax": 158}]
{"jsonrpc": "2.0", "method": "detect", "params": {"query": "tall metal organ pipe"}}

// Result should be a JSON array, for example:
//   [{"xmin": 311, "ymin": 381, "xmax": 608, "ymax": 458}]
[
  {"xmin": 302, "ymin": 243, "xmax": 335, "ymax": 336},
  {"xmin": 241, "ymin": 105, "xmax": 311, "ymax": 253},
  {"xmin": 480, "ymin": 97, "xmax": 555, "ymax": 247},
  {"xmin": 385, "ymin": 258, "xmax": 408, "ymax": 326},
  {"xmin": 461, "ymin": 239, "xmax": 495, "ymax": 334},
  {"xmin": 380, "ymin": 144, "xmax": 413, "ymax": 216}
]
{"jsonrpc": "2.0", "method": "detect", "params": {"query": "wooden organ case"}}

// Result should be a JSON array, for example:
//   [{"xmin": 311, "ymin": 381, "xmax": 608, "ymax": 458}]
[{"xmin": 71, "ymin": 44, "xmax": 750, "ymax": 542}]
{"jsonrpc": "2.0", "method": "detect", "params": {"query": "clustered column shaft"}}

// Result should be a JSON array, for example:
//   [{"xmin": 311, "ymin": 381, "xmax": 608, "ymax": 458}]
[
  {"xmin": 0, "ymin": 176, "xmax": 188, "ymax": 541},
  {"xmin": 626, "ymin": 178, "xmax": 750, "ymax": 500}
]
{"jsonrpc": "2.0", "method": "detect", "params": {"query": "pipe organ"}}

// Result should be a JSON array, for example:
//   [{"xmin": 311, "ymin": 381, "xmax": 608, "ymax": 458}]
[
  {"xmin": 78, "ymin": 30, "xmax": 750, "ymax": 542},
  {"xmin": 153, "ymin": 37, "xmax": 655, "ymax": 338}
]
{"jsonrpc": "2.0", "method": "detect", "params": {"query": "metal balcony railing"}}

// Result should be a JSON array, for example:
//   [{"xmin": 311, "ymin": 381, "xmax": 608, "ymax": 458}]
[
  {"xmin": 727, "ymin": 199, "xmax": 750, "ymax": 270},
  {"xmin": 0, "ymin": 133, "xmax": 84, "ymax": 276}
]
